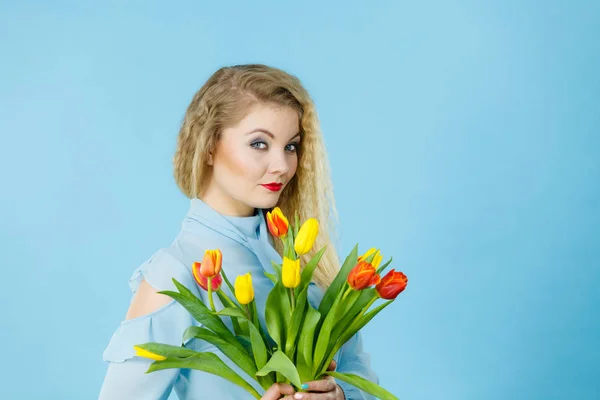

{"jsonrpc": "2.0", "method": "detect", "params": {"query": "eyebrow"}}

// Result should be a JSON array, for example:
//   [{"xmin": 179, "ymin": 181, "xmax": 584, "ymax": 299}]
[{"xmin": 246, "ymin": 128, "xmax": 301, "ymax": 141}]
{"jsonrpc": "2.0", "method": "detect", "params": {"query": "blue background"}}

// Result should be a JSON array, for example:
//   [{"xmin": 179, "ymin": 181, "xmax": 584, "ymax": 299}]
[{"xmin": 1, "ymin": 1, "xmax": 598, "ymax": 399}]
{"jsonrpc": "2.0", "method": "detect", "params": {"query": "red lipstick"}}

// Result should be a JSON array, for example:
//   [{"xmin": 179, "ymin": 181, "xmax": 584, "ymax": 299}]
[{"xmin": 261, "ymin": 182, "xmax": 283, "ymax": 192}]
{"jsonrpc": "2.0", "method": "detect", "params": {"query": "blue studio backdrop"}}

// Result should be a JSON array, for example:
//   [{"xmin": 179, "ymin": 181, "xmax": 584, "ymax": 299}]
[{"xmin": 0, "ymin": 1, "xmax": 599, "ymax": 399}]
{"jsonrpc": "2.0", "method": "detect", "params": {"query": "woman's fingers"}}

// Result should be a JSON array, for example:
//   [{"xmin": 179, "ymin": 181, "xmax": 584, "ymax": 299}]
[
  {"xmin": 326, "ymin": 360, "xmax": 337, "ymax": 371},
  {"xmin": 260, "ymin": 383, "xmax": 296, "ymax": 400},
  {"xmin": 300, "ymin": 375, "xmax": 337, "ymax": 393}
]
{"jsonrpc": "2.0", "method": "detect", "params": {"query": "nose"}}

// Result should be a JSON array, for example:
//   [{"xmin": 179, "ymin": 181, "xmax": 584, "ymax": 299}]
[{"xmin": 268, "ymin": 149, "xmax": 291, "ymax": 176}]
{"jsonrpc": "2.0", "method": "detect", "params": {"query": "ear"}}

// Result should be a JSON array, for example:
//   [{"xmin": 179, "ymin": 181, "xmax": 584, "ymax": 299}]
[{"xmin": 207, "ymin": 152, "xmax": 213, "ymax": 166}]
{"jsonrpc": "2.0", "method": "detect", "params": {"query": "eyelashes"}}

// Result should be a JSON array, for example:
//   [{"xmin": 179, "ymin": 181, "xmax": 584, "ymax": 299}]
[{"xmin": 250, "ymin": 140, "xmax": 299, "ymax": 153}]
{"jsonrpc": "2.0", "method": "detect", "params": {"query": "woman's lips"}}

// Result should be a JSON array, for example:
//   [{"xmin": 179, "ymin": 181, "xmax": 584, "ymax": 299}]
[{"xmin": 261, "ymin": 183, "xmax": 283, "ymax": 192}]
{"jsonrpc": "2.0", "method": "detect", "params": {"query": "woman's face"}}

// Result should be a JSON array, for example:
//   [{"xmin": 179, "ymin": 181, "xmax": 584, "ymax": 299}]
[{"xmin": 203, "ymin": 102, "xmax": 300, "ymax": 216}]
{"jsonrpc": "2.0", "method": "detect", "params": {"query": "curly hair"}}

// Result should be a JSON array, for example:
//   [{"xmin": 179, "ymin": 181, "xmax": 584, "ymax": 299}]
[{"xmin": 173, "ymin": 64, "xmax": 340, "ymax": 288}]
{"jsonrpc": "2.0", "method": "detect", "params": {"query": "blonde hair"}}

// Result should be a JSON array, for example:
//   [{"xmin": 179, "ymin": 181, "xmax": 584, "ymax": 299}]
[{"xmin": 173, "ymin": 64, "xmax": 340, "ymax": 288}]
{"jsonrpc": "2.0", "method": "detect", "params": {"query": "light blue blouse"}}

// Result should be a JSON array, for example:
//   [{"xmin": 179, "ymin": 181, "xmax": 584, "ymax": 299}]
[{"xmin": 99, "ymin": 199, "xmax": 379, "ymax": 399}]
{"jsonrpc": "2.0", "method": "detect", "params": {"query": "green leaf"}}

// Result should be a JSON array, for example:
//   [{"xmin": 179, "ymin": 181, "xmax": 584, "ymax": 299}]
[
  {"xmin": 248, "ymin": 321, "xmax": 274, "ymax": 388},
  {"xmin": 217, "ymin": 307, "xmax": 249, "ymax": 320},
  {"xmin": 376, "ymin": 257, "xmax": 393, "ymax": 275},
  {"xmin": 325, "ymin": 300, "xmax": 393, "ymax": 373},
  {"xmin": 263, "ymin": 270, "xmax": 277, "ymax": 284},
  {"xmin": 162, "ymin": 279, "xmax": 244, "ymax": 352},
  {"xmin": 248, "ymin": 322, "xmax": 268, "ymax": 370},
  {"xmin": 319, "ymin": 244, "xmax": 359, "ymax": 316},
  {"xmin": 294, "ymin": 211, "xmax": 300, "ymax": 238},
  {"xmin": 299, "ymin": 246, "xmax": 327, "ymax": 292},
  {"xmin": 216, "ymin": 292, "xmax": 244, "ymax": 335},
  {"xmin": 326, "ymin": 371, "xmax": 399, "ymax": 400},
  {"xmin": 256, "ymin": 350, "xmax": 302, "ymax": 388},
  {"xmin": 285, "ymin": 288, "xmax": 307, "ymax": 357},
  {"xmin": 135, "ymin": 342, "xmax": 198, "ymax": 358},
  {"xmin": 182, "ymin": 326, "xmax": 257, "ymax": 378},
  {"xmin": 270, "ymin": 261, "xmax": 282, "ymax": 280},
  {"xmin": 296, "ymin": 303, "xmax": 320, "ymax": 382},
  {"xmin": 236, "ymin": 334, "xmax": 253, "ymax": 357},
  {"xmin": 265, "ymin": 281, "xmax": 291, "ymax": 349},
  {"xmin": 148, "ymin": 352, "xmax": 261, "ymax": 399},
  {"xmin": 330, "ymin": 289, "xmax": 376, "ymax": 346},
  {"xmin": 312, "ymin": 289, "xmax": 344, "ymax": 376}
]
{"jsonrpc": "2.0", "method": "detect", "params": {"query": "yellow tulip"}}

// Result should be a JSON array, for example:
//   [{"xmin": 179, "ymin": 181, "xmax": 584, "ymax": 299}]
[
  {"xmin": 358, "ymin": 248, "xmax": 383, "ymax": 269},
  {"xmin": 234, "ymin": 273, "xmax": 254, "ymax": 305},
  {"xmin": 133, "ymin": 345, "xmax": 167, "ymax": 361},
  {"xmin": 294, "ymin": 218, "xmax": 319, "ymax": 255},
  {"xmin": 282, "ymin": 257, "xmax": 301, "ymax": 288}
]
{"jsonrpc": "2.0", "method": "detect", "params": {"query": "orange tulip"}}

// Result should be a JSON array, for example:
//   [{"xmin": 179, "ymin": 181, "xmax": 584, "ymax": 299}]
[
  {"xmin": 376, "ymin": 269, "xmax": 408, "ymax": 299},
  {"xmin": 266, "ymin": 207, "xmax": 289, "ymax": 238},
  {"xmin": 199, "ymin": 249, "xmax": 222, "ymax": 278},
  {"xmin": 347, "ymin": 261, "xmax": 381, "ymax": 290},
  {"xmin": 192, "ymin": 261, "xmax": 223, "ymax": 291}
]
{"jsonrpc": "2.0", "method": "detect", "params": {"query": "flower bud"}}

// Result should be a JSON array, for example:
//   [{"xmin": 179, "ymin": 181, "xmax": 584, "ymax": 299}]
[
  {"xmin": 376, "ymin": 269, "xmax": 408, "ymax": 299},
  {"xmin": 234, "ymin": 273, "xmax": 254, "ymax": 305},
  {"xmin": 347, "ymin": 261, "xmax": 381, "ymax": 290},
  {"xmin": 294, "ymin": 218, "xmax": 319, "ymax": 255},
  {"xmin": 266, "ymin": 207, "xmax": 289, "ymax": 238}
]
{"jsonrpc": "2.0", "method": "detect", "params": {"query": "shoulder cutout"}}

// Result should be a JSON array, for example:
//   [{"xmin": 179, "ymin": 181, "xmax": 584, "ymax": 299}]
[{"xmin": 125, "ymin": 279, "xmax": 174, "ymax": 320}]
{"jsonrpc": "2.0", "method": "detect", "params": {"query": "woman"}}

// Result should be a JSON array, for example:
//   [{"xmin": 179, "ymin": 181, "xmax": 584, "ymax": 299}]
[{"xmin": 99, "ymin": 64, "xmax": 378, "ymax": 399}]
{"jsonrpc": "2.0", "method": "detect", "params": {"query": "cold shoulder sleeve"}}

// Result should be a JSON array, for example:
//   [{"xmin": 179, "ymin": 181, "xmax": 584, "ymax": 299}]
[{"xmin": 99, "ymin": 250, "xmax": 208, "ymax": 400}]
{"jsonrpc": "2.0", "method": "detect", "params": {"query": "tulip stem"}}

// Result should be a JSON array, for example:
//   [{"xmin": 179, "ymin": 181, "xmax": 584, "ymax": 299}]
[
  {"xmin": 290, "ymin": 288, "xmax": 296, "ymax": 310},
  {"xmin": 362, "ymin": 296, "xmax": 377, "ymax": 314},
  {"xmin": 341, "ymin": 285, "xmax": 352, "ymax": 304},
  {"xmin": 245, "ymin": 304, "xmax": 251, "ymax": 320},
  {"xmin": 207, "ymin": 278, "xmax": 216, "ymax": 312}
]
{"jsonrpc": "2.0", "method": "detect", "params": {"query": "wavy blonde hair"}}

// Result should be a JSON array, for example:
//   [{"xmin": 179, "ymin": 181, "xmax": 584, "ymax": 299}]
[{"xmin": 173, "ymin": 64, "xmax": 340, "ymax": 288}]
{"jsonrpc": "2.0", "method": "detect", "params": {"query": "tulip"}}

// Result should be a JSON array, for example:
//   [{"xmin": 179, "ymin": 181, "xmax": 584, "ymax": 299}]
[
  {"xmin": 235, "ymin": 273, "xmax": 254, "ymax": 305},
  {"xmin": 376, "ymin": 269, "xmax": 408, "ymax": 299},
  {"xmin": 347, "ymin": 261, "xmax": 381, "ymax": 290},
  {"xmin": 133, "ymin": 346, "xmax": 166, "ymax": 361},
  {"xmin": 266, "ymin": 207, "xmax": 289, "ymax": 238},
  {"xmin": 282, "ymin": 257, "xmax": 301, "ymax": 288},
  {"xmin": 199, "ymin": 249, "xmax": 222, "ymax": 278},
  {"xmin": 192, "ymin": 261, "xmax": 223, "ymax": 291},
  {"xmin": 294, "ymin": 218, "xmax": 319, "ymax": 255},
  {"xmin": 357, "ymin": 248, "xmax": 383, "ymax": 269}
]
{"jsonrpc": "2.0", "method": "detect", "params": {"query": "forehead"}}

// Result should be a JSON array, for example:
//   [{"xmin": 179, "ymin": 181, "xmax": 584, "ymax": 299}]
[{"xmin": 226, "ymin": 103, "xmax": 300, "ymax": 138}]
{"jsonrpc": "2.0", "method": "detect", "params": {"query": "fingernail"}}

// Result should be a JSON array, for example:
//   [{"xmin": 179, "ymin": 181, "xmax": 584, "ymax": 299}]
[
  {"xmin": 301, "ymin": 383, "xmax": 309, "ymax": 390},
  {"xmin": 294, "ymin": 393, "xmax": 304, "ymax": 399}
]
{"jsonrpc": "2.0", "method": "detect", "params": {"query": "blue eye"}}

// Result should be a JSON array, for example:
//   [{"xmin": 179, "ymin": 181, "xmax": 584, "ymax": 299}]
[
  {"xmin": 286, "ymin": 143, "xmax": 299, "ymax": 152},
  {"xmin": 251, "ymin": 141, "xmax": 268, "ymax": 150}
]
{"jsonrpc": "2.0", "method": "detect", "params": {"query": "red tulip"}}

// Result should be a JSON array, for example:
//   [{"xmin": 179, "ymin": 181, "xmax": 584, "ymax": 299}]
[
  {"xmin": 199, "ymin": 249, "xmax": 222, "ymax": 278},
  {"xmin": 192, "ymin": 261, "xmax": 223, "ymax": 291},
  {"xmin": 266, "ymin": 207, "xmax": 289, "ymax": 238},
  {"xmin": 347, "ymin": 261, "xmax": 381, "ymax": 290},
  {"xmin": 376, "ymin": 269, "xmax": 408, "ymax": 299}
]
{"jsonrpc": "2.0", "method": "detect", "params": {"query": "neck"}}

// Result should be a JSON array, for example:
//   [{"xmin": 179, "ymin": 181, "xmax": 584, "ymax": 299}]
[{"xmin": 200, "ymin": 188, "xmax": 256, "ymax": 217}]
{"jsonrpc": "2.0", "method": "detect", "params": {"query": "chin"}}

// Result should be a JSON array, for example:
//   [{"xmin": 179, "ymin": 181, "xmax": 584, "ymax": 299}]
[{"xmin": 251, "ymin": 196, "xmax": 280, "ymax": 210}]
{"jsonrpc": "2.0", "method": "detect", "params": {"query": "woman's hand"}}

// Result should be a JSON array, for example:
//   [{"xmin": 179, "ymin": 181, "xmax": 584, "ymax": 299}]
[
  {"xmin": 282, "ymin": 360, "xmax": 345, "ymax": 400},
  {"xmin": 261, "ymin": 382, "xmax": 296, "ymax": 400}
]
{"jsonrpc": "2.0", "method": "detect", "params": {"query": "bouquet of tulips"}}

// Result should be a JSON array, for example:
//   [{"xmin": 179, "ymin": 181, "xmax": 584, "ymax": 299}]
[{"xmin": 133, "ymin": 208, "xmax": 407, "ymax": 399}]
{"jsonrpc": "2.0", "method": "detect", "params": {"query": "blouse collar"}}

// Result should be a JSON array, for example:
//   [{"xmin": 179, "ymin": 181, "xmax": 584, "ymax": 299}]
[{"xmin": 184, "ymin": 198, "xmax": 280, "ymax": 275}]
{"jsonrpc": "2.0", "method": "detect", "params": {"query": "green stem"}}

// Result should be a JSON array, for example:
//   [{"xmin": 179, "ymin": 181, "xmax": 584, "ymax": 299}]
[
  {"xmin": 245, "ymin": 304, "xmax": 251, "ymax": 320},
  {"xmin": 291, "ymin": 288, "xmax": 296, "ymax": 311},
  {"xmin": 208, "ymin": 277, "xmax": 216, "ymax": 312},
  {"xmin": 341, "ymin": 285, "xmax": 353, "ymax": 304},
  {"xmin": 217, "ymin": 289, "xmax": 238, "ymax": 308}
]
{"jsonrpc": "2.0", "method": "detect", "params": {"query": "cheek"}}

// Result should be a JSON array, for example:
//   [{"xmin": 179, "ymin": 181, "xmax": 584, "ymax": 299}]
[{"xmin": 215, "ymin": 145, "xmax": 263, "ymax": 180}]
